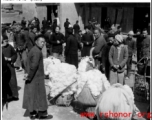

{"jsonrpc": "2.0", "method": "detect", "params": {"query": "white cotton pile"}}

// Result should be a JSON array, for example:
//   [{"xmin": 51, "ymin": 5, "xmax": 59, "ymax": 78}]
[
  {"xmin": 43, "ymin": 56, "xmax": 61, "ymax": 75},
  {"xmin": 78, "ymin": 57, "xmax": 95, "ymax": 73},
  {"xmin": 44, "ymin": 57, "xmax": 78, "ymax": 97},
  {"xmin": 96, "ymin": 83, "xmax": 134, "ymax": 120},
  {"xmin": 76, "ymin": 69, "xmax": 110, "ymax": 97}
]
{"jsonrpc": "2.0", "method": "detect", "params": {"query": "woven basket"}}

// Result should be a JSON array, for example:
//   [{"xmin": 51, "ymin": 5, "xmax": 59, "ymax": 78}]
[{"xmin": 134, "ymin": 74, "xmax": 149, "ymax": 103}]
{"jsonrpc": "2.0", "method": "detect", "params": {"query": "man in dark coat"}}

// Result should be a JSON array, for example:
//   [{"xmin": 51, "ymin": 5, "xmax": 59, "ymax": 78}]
[
  {"xmin": 44, "ymin": 27, "xmax": 53, "ymax": 57},
  {"xmin": 42, "ymin": 17, "xmax": 48, "ymax": 30},
  {"xmin": 90, "ymin": 28, "xmax": 106, "ymax": 70},
  {"xmin": 124, "ymin": 31, "xmax": 136, "ymax": 79},
  {"xmin": 64, "ymin": 18, "xmax": 70, "ymax": 37},
  {"xmin": 2, "ymin": 35, "xmax": 19, "ymax": 101},
  {"xmin": 21, "ymin": 17, "xmax": 26, "ymax": 29},
  {"xmin": 51, "ymin": 19, "xmax": 57, "ymax": 33},
  {"xmin": 14, "ymin": 26, "xmax": 27, "ymax": 72},
  {"xmin": 73, "ymin": 20, "xmax": 80, "ymax": 35},
  {"xmin": 81, "ymin": 26, "xmax": 94, "ymax": 57},
  {"xmin": 140, "ymin": 29, "xmax": 150, "ymax": 60},
  {"xmin": 28, "ymin": 26, "xmax": 37, "ymax": 52},
  {"xmin": 138, "ymin": 29, "xmax": 150, "ymax": 76},
  {"xmin": 65, "ymin": 26, "xmax": 82, "ymax": 68},
  {"xmin": 101, "ymin": 33, "xmax": 115, "ymax": 80},
  {"xmin": 23, "ymin": 35, "xmax": 52, "ymax": 119},
  {"xmin": 50, "ymin": 26, "xmax": 64, "ymax": 59}
]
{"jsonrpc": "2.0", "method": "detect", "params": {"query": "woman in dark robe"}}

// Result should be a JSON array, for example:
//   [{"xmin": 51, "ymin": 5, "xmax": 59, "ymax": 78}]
[
  {"xmin": 2, "ymin": 35, "xmax": 19, "ymax": 101},
  {"xmin": 65, "ymin": 27, "xmax": 82, "ymax": 68},
  {"xmin": 2, "ymin": 53, "xmax": 11, "ymax": 110}
]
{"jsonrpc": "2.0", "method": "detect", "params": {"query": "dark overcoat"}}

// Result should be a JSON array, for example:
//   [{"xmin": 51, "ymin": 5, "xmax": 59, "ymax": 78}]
[
  {"xmin": 2, "ymin": 53, "xmax": 12, "ymax": 100},
  {"xmin": 50, "ymin": 32, "xmax": 64, "ymax": 54},
  {"xmin": 65, "ymin": 34, "xmax": 81, "ymax": 68},
  {"xmin": 81, "ymin": 32, "xmax": 94, "ymax": 57},
  {"xmin": 28, "ymin": 31, "xmax": 36, "ymax": 52},
  {"xmin": 23, "ymin": 45, "xmax": 48, "ymax": 112},
  {"xmin": 2, "ymin": 44, "xmax": 18, "ymax": 98}
]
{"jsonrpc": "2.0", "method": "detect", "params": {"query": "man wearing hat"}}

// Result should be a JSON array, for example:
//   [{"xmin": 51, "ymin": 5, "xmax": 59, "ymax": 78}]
[
  {"xmin": 124, "ymin": 31, "xmax": 136, "ymax": 79},
  {"xmin": 109, "ymin": 34, "xmax": 128, "ymax": 85}
]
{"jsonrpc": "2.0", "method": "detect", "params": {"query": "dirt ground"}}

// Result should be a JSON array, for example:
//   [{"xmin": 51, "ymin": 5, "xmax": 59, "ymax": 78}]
[{"xmin": 2, "ymin": 70, "xmax": 149, "ymax": 120}]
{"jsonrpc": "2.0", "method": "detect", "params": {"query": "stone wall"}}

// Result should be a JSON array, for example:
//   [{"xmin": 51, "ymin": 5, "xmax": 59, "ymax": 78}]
[
  {"xmin": 22, "ymin": 3, "xmax": 37, "ymax": 21},
  {"xmin": 59, "ymin": 3, "xmax": 79, "ymax": 34}
]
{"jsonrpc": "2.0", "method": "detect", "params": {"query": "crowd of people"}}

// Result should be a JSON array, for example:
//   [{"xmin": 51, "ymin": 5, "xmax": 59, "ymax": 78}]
[{"xmin": 2, "ymin": 16, "xmax": 150, "ymax": 119}]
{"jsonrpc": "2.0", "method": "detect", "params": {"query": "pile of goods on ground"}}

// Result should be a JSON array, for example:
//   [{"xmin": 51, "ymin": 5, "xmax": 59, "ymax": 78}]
[
  {"xmin": 43, "ymin": 56, "xmax": 110, "ymax": 103},
  {"xmin": 95, "ymin": 83, "xmax": 139, "ymax": 120},
  {"xmin": 43, "ymin": 56, "xmax": 77, "ymax": 97},
  {"xmin": 75, "ymin": 57, "xmax": 110, "ymax": 98}
]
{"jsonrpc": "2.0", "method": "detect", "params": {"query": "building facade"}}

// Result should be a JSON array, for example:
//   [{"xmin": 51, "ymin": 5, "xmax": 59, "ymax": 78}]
[{"xmin": 2, "ymin": 3, "xmax": 150, "ymax": 34}]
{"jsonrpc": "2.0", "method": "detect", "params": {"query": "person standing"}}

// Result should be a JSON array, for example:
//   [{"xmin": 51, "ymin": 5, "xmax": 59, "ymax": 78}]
[
  {"xmin": 2, "ymin": 52, "xmax": 11, "ymax": 110},
  {"xmin": 64, "ymin": 18, "xmax": 70, "ymax": 37},
  {"xmin": 109, "ymin": 35, "xmax": 128, "ymax": 85},
  {"xmin": 14, "ymin": 26, "xmax": 27, "ymax": 73},
  {"xmin": 134, "ymin": 29, "xmax": 141, "ymax": 61},
  {"xmin": 6, "ymin": 27, "xmax": 15, "ymax": 47},
  {"xmin": 81, "ymin": 26, "xmax": 94, "ymax": 57},
  {"xmin": 138, "ymin": 29, "xmax": 150, "ymax": 76},
  {"xmin": 65, "ymin": 26, "xmax": 82, "ymax": 68},
  {"xmin": 140, "ymin": 29, "xmax": 150, "ymax": 60},
  {"xmin": 73, "ymin": 20, "xmax": 80, "ymax": 35},
  {"xmin": 52, "ymin": 19, "xmax": 57, "ymax": 33},
  {"xmin": 42, "ymin": 17, "xmax": 48, "ymax": 30},
  {"xmin": 50, "ymin": 26, "xmax": 64, "ymax": 59},
  {"xmin": 21, "ymin": 17, "xmax": 26, "ymax": 29},
  {"xmin": 44, "ymin": 27, "xmax": 53, "ymax": 57},
  {"xmin": 23, "ymin": 35, "xmax": 52, "ymax": 119},
  {"xmin": 35, "ymin": 17, "xmax": 40, "ymax": 31},
  {"xmin": 90, "ymin": 28, "xmax": 106, "ymax": 70},
  {"xmin": 101, "ymin": 33, "xmax": 115, "ymax": 80},
  {"xmin": 2, "ymin": 35, "xmax": 19, "ymax": 101},
  {"xmin": 28, "ymin": 26, "xmax": 37, "ymax": 52},
  {"xmin": 124, "ymin": 31, "xmax": 136, "ymax": 79}
]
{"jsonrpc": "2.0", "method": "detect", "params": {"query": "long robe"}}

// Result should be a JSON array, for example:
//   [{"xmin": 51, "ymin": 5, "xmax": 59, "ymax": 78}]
[
  {"xmin": 81, "ymin": 32, "xmax": 94, "ymax": 57},
  {"xmin": 65, "ymin": 34, "xmax": 81, "ymax": 68},
  {"xmin": 2, "ymin": 53, "xmax": 12, "ymax": 101},
  {"xmin": 23, "ymin": 45, "xmax": 48, "ymax": 112},
  {"xmin": 2, "ymin": 44, "xmax": 18, "ymax": 98}
]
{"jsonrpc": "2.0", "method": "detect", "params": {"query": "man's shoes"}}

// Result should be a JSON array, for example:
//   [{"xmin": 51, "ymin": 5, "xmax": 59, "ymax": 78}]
[
  {"xmin": 35, "ymin": 114, "xmax": 53, "ymax": 119},
  {"xmin": 30, "ymin": 115, "xmax": 36, "ymax": 120}
]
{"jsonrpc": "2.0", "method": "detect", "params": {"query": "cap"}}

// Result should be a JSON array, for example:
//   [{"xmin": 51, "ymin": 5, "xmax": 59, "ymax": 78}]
[
  {"xmin": 128, "ymin": 31, "xmax": 134, "ymax": 35},
  {"xmin": 115, "ymin": 35, "xmax": 123, "ymax": 43}
]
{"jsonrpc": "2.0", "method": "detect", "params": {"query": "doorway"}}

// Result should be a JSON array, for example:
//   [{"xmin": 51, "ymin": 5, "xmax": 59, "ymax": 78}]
[
  {"xmin": 101, "ymin": 7, "xmax": 107, "ymax": 28},
  {"xmin": 47, "ymin": 5, "xmax": 58, "ymax": 24},
  {"xmin": 133, "ymin": 7, "xmax": 150, "ymax": 33}
]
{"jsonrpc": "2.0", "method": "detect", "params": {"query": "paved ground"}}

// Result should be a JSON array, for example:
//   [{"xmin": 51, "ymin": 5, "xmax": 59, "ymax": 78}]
[
  {"xmin": 2, "ymin": 70, "xmax": 149, "ymax": 120},
  {"xmin": 2, "ymin": 71, "xmax": 88, "ymax": 120}
]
